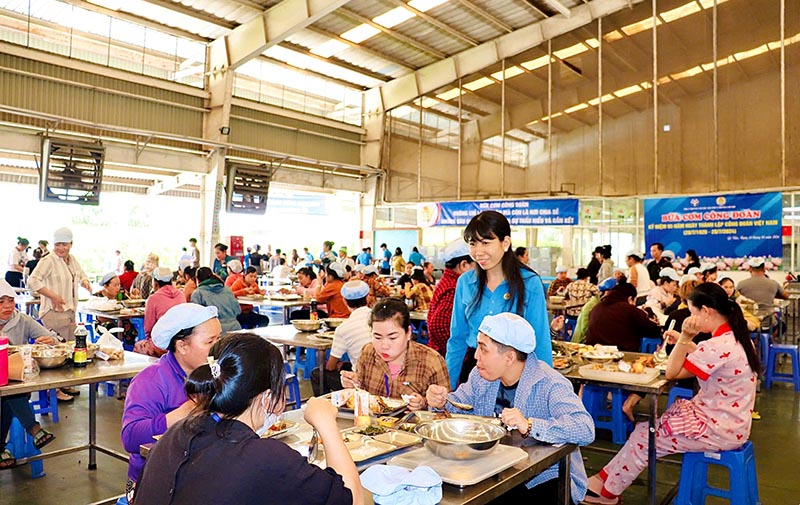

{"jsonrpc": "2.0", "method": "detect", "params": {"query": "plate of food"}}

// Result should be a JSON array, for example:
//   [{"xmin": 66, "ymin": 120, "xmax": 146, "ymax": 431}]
[
  {"xmin": 578, "ymin": 359, "xmax": 660, "ymax": 384},
  {"xmin": 239, "ymin": 294, "xmax": 266, "ymax": 301},
  {"xmin": 581, "ymin": 350, "xmax": 625, "ymax": 363},
  {"xmin": 329, "ymin": 390, "xmax": 408, "ymax": 416},
  {"xmin": 553, "ymin": 356, "xmax": 573, "ymax": 373},
  {"xmin": 261, "ymin": 420, "xmax": 298, "ymax": 439}
]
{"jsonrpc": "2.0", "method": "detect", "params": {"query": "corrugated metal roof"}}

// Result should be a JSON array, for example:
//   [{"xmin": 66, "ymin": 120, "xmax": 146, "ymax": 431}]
[
  {"xmin": 425, "ymin": 3, "xmax": 504, "ymax": 44},
  {"xmin": 474, "ymin": 0, "xmax": 542, "ymax": 29},
  {"xmin": 177, "ymin": 0, "xmax": 261, "ymax": 25}
]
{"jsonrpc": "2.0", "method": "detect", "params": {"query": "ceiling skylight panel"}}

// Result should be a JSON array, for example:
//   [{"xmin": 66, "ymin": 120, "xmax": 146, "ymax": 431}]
[
  {"xmin": 341, "ymin": 24, "xmax": 381, "ymax": 43},
  {"xmin": 490, "ymin": 66, "xmax": 524, "ymax": 81},
  {"xmin": 436, "ymin": 88, "xmax": 463, "ymax": 101},
  {"xmin": 520, "ymin": 55, "xmax": 551, "ymax": 71},
  {"xmin": 373, "ymin": 7, "xmax": 415, "ymax": 28},
  {"xmin": 311, "ymin": 39, "xmax": 349, "ymax": 58},
  {"xmin": 463, "ymin": 77, "xmax": 494, "ymax": 91},
  {"xmin": 407, "ymin": 0, "xmax": 449, "ymax": 12},
  {"xmin": 553, "ymin": 43, "xmax": 588, "ymax": 60}
]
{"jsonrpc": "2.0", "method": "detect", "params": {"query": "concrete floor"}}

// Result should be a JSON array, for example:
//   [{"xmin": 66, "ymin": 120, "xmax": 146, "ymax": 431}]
[{"xmin": 3, "ymin": 376, "xmax": 799, "ymax": 504}]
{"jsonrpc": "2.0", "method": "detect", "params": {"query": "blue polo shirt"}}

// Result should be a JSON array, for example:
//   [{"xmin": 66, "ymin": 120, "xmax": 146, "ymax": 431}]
[{"xmin": 446, "ymin": 268, "xmax": 552, "ymax": 389}]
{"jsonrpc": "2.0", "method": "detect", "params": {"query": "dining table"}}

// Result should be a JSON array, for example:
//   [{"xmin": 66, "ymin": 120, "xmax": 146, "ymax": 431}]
[
  {"xmin": 236, "ymin": 296, "xmax": 309, "ymax": 324},
  {"xmin": 232, "ymin": 324, "xmax": 332, "ymax": 394},
  {"xmin": 561, "ymin": 351, "xmax": 675, "ymax": 505},
  {"xmin": 0, "ymin": 352, "xmax": 157, "ymax": 472}
]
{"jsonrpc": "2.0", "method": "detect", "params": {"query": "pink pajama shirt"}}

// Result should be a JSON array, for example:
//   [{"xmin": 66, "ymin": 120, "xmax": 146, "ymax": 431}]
[{"xmin": 599, "ymin": 323, "xmax": 757, "ymax": 497}]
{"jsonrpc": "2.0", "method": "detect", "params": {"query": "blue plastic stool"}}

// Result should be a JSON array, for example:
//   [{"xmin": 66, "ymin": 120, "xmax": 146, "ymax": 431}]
[
  {"xmin": 764, "ymin": 344, "xmax": 800, "ymax": 391},
  {"xmin": 581, "ymin": 385, "xmax": 633, "ymax": 445},
  {"xmin": 640, "ymin": 337, "xmax": 661, "ymax": 354},
  {"xmin": 6, "ymin": 417, "xmax": 45, "ymax": 478},
  {"xmin": 412, "ymin": 321, "xmax": 429, "ymax": 346},
  {"xmin": 115, "ymin": 496, "xmax": 129, "ymax": 505},
  {"xmin": 293, "ymin": 347, "xmax": 317, "ymax": 381},
  {"xmin": 750, "ymin": 332, "xmax": 770, "ymax": 370},
  {"xmin": 674, "ymin": 441, "xmax": 759, "ymax": 505},
  {"xmin": 30, "ymin": 389, "xmax": 59, "ymax": 423},
  {"xmin": 667, "ymin": 386, "xmax": 694, "ymax": 407},
  {"xmin": 284, "ymin": 362, "xmax": 302, "ymax": 410},
  {"xmin": 130, "ymin": 317, "xmax": 146, "ymax": 342}
]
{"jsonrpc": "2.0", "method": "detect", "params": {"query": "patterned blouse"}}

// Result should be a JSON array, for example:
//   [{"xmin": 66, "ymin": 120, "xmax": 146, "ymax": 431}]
[
  {"xmin": 355, "ymin": 340, "xmax": 450, "ymax": 399},
  {"xmin": 405, "ymin": 282, "xmax": 433, "ymax": 311}
]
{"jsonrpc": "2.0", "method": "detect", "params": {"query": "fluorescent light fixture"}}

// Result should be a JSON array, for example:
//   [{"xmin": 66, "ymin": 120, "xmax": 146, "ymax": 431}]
[
  {"xmin": 311, "ymin": 39, "xmax": 349, "ymax": 58},
  {"xmin": 553, "ymin": 43, "xmax": 588, "ymax": 59},
  {"xmin": 613, "ymin": 84, "xmax": 642, "ymax": 97},
  {"xmin": 408, "ymin": 0, "xmax": 449, "ymax": 12},
  {"xmin": 521, "ymin": 55, "xmax": 551, "ymax": 71},
  {"xmin": 436, "ymin": 88, "xmax": 463, "ymax": 101},
  {"xmin": 490, "ymin": 66, "xmax": 524, "ymax": 81},
  {"xmin": 341, "ymin": 24, "xmax": 380, "ymax": 43},
  {"xmin": 463, "ymin": 77, "xmax": 494, "ymax": 91},
  {"xmin": 564, "ymin": 103, "xmax": 589, "ymax": 114},
  {"xmin": 373, "ymin": 7, "xmax": 415, "ymax": 28}
]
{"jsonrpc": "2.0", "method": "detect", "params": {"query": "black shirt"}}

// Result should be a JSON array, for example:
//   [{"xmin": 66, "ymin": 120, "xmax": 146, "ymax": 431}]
[
  {"xmin": 494, "ymin": 381, "xmax": 519, "ymax": 416},
  {"xmin": 135, "ymin": 415, "xmax": 352, "ymax": 505}
]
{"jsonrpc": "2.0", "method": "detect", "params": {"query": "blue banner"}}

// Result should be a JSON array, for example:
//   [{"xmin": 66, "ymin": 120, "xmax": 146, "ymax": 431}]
[
  {"xmin": 418, "ymin": 199, "xmax": 579, "ymax": 227},
  {"xmin": 644, "ymin": 192, "xmax": 782, "ymax": 258}
]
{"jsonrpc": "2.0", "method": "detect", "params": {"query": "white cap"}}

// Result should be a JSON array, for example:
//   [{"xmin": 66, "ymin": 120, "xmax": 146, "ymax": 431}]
[
  {"xmin": 747, "ymin": 257, "xmax": 765, "ymax": 268},
  {"xmin": 659, "ymin": 267, "xmax": 681, "ymax": 281},
  {"xmin": 662, "ymin": 250, "xmax": 675, "ymax": 260},
  {"xmin": 555, "ymin": 265, "xmax": 568, "ymax": 274},
  {"xmin": 328, "ymin": 262, "xmax": 346, "ymax": 279},
  {"xmin": 626, "ymin": 249, "xmax": 643, "ymax": 258},
  {"xmin": 478, "ymin": 313, "xmax": 536, "ymax": 354},
  {"xmin": 0, "ymin": 279, "xmax": 16, "ymax": 299},
  {"xmin": 679, "ymin": 274, "xmax": 695, "ymax": 287},
  {"xmin": 363, "ymin": 265, "xmax": 378, "ymax": 276},
  {"xmin": 227, "ymin": 259, "xmax": 243, "ymax": 273},
  {"xmin": 53, "ymin": 227, "xmax": 73, "ymax": 244},
  {"xmin": 700, "ymin": 262, "xmax": 717, "ymax": 272},
  {"xmin": 151, "ymin": 303, "xmax": 218, "ymax": 350},
  {"xmin": 340, "ymin": 280, "xmax": 369, "ymax": 300},
  {"xmin": 442, "ymin": 239, "xmax": 470, "ymax": 263},
  {"xmin": 153, "ymin": 267, "xmax": 173, "ymax": 283},
  {"xmin": 688, "ymin": 267, "xmax": 702, "ymax": 275},
  {"xmin": 100, "ymin": 272, "xmax": 117, "ymax": 286},
  {"xmin": 353, "ymin": 264, "xmax": 365, "ymax": 273}
]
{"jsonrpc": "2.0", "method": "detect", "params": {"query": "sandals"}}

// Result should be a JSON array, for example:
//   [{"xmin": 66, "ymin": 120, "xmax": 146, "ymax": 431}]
[
  {"xmin": 0, "ymin": 449, "xmax": 16, "ymax": 469},
  {"xmin": 32, "ymin": 428, "xmax": 56, "ymax": 450},
  {"xmin": 582, "ymin": 490, "xmax": 620, "ymax": 504}
]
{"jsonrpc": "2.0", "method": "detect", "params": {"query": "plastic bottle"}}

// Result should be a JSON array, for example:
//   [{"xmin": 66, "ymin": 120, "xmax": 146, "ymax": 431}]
[
  {"xmin": 310, "ymin": 299, "xmax": 319, "ymax": 320},
  {"xmin": 73, "ymin": 324, "xmax": 89, "ymax": 368}
]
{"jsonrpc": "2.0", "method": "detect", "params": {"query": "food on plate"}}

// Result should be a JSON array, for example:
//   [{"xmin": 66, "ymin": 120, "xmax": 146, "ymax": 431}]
[
  {"xmin": 356, "ymin": 425, "xmax": 387, "ymax": 436},
  {"xmin": 261, "ymin": 420, "xmax": 296, "ymax": 438},
  {"xmin": 277, "ymin": 288, "xmax": 293, "ymax": 295},
  {"xmin": 553, "ymin": 356, "xmax": 572, "ymax": 370},
  {"xmin": 378, "ymin": 416, "xmax": 399, "ymax": 428},
  {"xmin": 335, "ymin": 390, "xmax": 407, "ymax": 414},
  {"xmin": 591, "ymin": 356, "xmax": 652, "ymax": 374}
]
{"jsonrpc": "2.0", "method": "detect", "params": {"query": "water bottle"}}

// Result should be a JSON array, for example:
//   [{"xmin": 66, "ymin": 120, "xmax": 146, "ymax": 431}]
[
  {"xmin": 73, "ymin": 324, "xmax": 89, "ymax": 368},
  {"xmin": 310, "ymin": 299, "xmax": 318, "ymax": 320}
]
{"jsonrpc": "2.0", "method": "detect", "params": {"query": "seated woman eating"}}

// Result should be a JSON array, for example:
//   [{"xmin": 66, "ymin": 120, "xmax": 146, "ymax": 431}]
[
  {"xmin": 0, "ymin": 280, "xmax": 57, "ymax": 468},
  {"xmin": 191, "ymin": 267, "xmax": 242, "ymax": 333},
  {"xmin": 583, "ymin": 282, "xmax": 761, "ymax": 504},
  {"xmin": 340, "ymin": 297, "xmax": 450, "ymax": 410},
  {"xmin": 121, "ymin": 303, "xmax": 222, "ymax": 502},
  {"xmin": 229, "ymin": 266, "xmax": 270, "ymax": 329},
  {"xmin": 135, "ymin": 333, "xmax": 362, "ymax": 505}
]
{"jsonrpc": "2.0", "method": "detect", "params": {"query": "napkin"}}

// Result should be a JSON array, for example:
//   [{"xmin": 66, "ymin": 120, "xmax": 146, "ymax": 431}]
[{"xmin": 361, "ymin": 465, "xmax": 442, "ymax": 505}]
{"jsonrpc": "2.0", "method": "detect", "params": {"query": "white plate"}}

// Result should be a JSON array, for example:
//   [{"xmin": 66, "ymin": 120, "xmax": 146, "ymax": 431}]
[
  {"xmin": 582, "ymin": 350, "xmax": 624, "ymax": 361},
  {"xmin": 578, "ymin": 364, "xmax": 661, "ymax": 385}
]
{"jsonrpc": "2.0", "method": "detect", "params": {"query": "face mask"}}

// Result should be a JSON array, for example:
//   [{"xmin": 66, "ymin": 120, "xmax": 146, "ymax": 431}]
[{"xmin": 255, "ymin": 392, "xmax": 279, "ymax": 436}]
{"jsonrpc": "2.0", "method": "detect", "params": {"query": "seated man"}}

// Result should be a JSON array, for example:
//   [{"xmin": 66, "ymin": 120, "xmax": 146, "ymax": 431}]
[
  {"xmin": 427, "ymin": 313, "xmax": 594, "ymax": 504},
  {"xmin": 310, "ymin": 280, "xmax": 372, "ymax": 396},
  {"xmin": 0, "ymin": 280, "xmax": 58, "ymax": 468}
]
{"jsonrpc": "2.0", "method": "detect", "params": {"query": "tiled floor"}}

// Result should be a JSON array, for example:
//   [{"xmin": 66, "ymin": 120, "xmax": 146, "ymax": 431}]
[{"xmin": 2, "ymin": 373, "xmax": 799, "ymax": 504}]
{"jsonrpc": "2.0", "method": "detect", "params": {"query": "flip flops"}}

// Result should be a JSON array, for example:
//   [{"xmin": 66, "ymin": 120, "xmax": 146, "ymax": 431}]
[
  {"xmin": 582, "ymin": 490, "xmax": 620, "ymax": 504},
  {"xmin": 32, "ymin": 428, "xmax": 56, "ymax": 450},
  {"xmin": 0, "ymin": 449, "xmax": 16, "ymax": 469}
]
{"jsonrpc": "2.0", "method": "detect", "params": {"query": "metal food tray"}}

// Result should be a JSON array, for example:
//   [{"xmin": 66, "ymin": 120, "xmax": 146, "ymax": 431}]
[
  {"xmin": 341, "ymin": 427, "xmax": 422, "ymax": 463},
  {"xmin": 578, "ymin": 364, "xmax": 661, "ymax": 384},
  {"xmin": 390, "ymin": 444, "xmax": 528, "ymax": 487}
]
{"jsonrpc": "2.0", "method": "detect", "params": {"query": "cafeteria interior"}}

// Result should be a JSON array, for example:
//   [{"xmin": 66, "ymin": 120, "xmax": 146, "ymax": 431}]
[{"xmin": 2, "ymin": 0, "xmax": 800, "ymax": 503}]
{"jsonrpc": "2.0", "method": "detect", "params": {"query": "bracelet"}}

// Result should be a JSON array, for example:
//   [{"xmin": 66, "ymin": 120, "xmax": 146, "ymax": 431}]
[
  {"xmin": 524, "ymin": 418, "xmax": 534, "ymax": 438},
  {"xmin": 676, "ymin": 340, "xmax": 693, "ymax": 345}
]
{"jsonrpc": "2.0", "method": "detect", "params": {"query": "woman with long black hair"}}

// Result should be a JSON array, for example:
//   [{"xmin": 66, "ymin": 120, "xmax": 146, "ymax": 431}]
[
  {"xmin": 584, "ymin": 282, "xmax": 761, "ymax": 504},
  {"xmin": 446, "ymin": 211, "xmax": 552, "ymax": 388}
]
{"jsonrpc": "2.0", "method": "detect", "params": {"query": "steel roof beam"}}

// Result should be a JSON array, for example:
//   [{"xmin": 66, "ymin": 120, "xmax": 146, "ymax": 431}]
[
  {"xmin": 454, "ymin": 0, "xmax": 513, "ymax": 33},
  {"xmin": 209, "ymin": 0, "xmax": 352, "ymax": 73},
  {"xmin": 365, "ymin": 0, "xmax": 645, "ymax": 114}
]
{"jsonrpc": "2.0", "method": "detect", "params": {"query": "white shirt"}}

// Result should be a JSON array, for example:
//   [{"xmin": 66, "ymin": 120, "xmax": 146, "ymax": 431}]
[
  {"xmin": 632, "ymin": 263, "xmax": 653, "ymax": 296},
  {"xmin": 330, "ymin": 306, "xmax": 372, "ymax": 370},
  {"xmin": 271, "ymin": 264, "xmax": 292, "ymax": 279},
  {"xmin": 7, "ymin": 247, "xmax": 27, "ymax": 273}
]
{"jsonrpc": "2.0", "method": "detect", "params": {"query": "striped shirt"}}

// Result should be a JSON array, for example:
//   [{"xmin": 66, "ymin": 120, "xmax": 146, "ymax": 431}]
[{"xmin": 28, "ymin": 253, "xmax": 88, "ymax": 316}]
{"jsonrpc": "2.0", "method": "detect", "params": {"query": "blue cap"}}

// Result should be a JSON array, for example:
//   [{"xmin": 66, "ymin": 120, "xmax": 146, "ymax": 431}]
[
  {"xmin": 100, "ymin": 272, "xmax": 117, "ymax": 286},
  {"xmin": 340, "ymin": 280, "xmax": 369, "ymax": 300},
  {"xmin": 151, "ymin": 303, "xmax": 218, "ymax": 350},
  {"xmin": 478, "ymin": 313, "xmax": 536, "ymax": 354},
  {"xmin": 442, "ymin": 239, "xmax": 470, "ymax": 263},
  {"xmin": 598, "ymin": 277, "xmax": 617, "ymax": 292}
]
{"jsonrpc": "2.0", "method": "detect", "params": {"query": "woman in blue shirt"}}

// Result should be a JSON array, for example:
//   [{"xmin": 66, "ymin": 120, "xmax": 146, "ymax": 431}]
[
  {"xmin": 446, "ymin": 211, "xmax": 552, "ymax": 388},
  {"xmin": 408, "ymin": 247, "xmax": 425, "ymax": 266}
]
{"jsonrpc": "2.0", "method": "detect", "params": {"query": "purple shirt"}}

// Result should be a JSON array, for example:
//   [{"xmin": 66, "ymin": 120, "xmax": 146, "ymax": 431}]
[{"xmin": 121, "ymin": 352, "xmax": 187, "ymax": 481}]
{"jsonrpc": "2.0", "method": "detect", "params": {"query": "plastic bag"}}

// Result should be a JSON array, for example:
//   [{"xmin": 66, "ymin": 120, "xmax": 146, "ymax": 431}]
[{"xmin": 96, "ymin": 326, "xmax": 125, "ymax": 360}]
